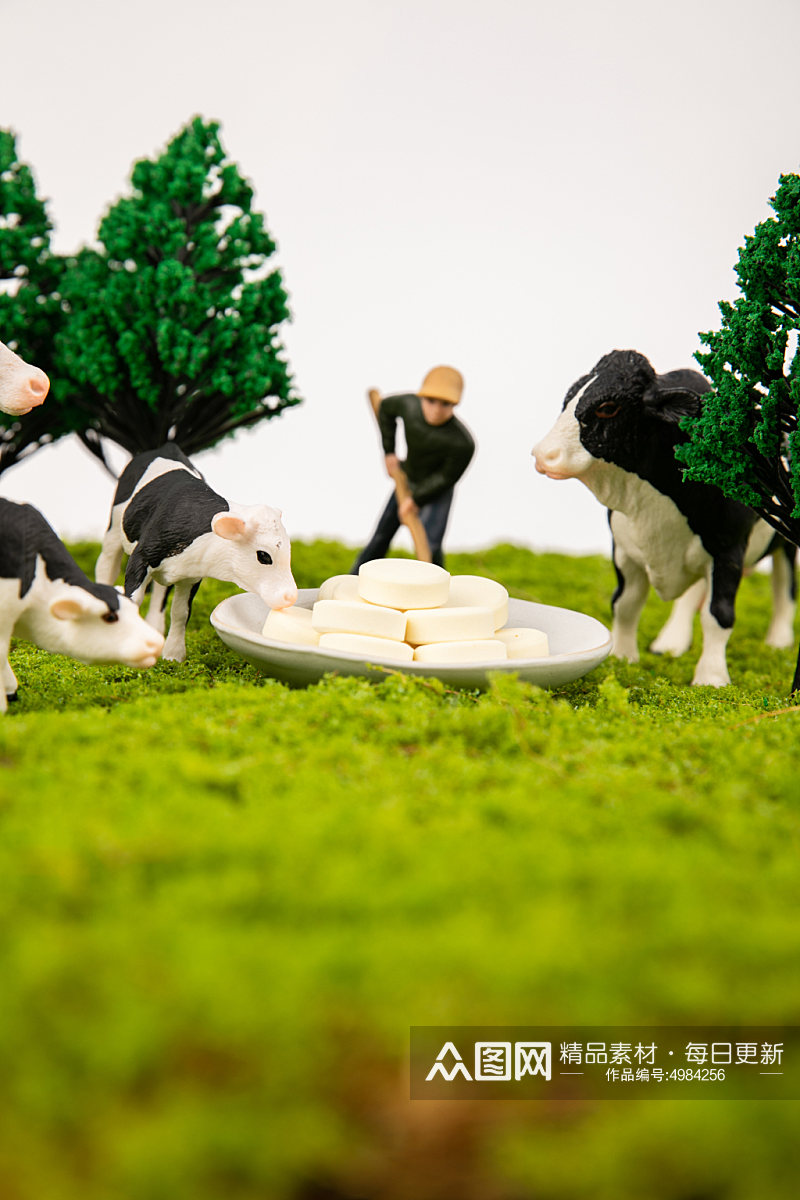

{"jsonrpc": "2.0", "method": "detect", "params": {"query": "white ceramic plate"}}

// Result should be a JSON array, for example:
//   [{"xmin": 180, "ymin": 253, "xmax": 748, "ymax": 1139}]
[{"xmin": 210, "ymin": 589, "xmax": 612, "ymax": 689}]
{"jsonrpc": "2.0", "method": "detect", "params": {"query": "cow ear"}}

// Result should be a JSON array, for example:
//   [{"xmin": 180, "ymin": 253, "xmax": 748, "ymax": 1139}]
[
  {"xmin": 50, "ymin": 595, "xmax": 89, "ymax": 621},
  {"xmin": 212, "ymin": 512, "xmax": 247, "ymax": 541},
  {"xmin": 643, "ymin": 384, "xmax": 704, "ymax": 425}
]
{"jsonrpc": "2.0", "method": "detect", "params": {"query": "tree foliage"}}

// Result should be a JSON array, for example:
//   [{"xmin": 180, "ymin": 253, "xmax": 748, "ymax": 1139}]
[
  {"xmin": 678, "ymin": 172, "xmax": 800, "ymax": 544},
  {"xmin": 0, "ymin": 129, "xmax": 78, "ymax": 476},
  {"xmin": 55, "ymin": 117, "xmax": 299, "ymax": 466}
]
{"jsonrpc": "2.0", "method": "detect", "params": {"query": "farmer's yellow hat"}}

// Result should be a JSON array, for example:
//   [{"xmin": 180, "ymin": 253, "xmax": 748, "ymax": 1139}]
[{"xmin": 419, "ymin": 365, "xmax": 463, "ymax": 405}]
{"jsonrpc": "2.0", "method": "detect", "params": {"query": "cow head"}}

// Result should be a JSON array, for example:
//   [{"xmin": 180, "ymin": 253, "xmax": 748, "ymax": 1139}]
[
  {"xmin": 211, "ymin": 504, "xmax": 298, "ymax": 611},
  {"xmin": 532, "ymin": 350, "xmax": 708, "ymax": 480},
  {"xmin": 20, "ymin": 581, "xmax": 164, "ymax": 668}
]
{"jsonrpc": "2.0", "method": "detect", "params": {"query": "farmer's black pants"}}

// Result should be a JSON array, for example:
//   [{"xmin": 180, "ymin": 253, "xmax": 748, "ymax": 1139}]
[{"xmin": 351, "ymin": 488, "xmax": 454, "ymax": 572}]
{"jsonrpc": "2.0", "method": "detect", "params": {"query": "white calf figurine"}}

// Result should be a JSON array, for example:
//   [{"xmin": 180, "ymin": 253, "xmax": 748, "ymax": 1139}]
[
  {"xmin": 0, "ymin": 339, "xmax": 50, "ymax": 416},
  {"xmin": 0, "ymin": 499, "xmax": 164, "ymax": 712},
  {"xmin": 96, "ymin": 443, "xmax": 298, "ymax": 662}
]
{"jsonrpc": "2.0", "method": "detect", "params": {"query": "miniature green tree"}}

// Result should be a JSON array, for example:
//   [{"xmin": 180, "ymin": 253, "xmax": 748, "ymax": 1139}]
[
  {"xmin": 0, "ymin": 129, "xmax": 78, "ymax": 476},
  {"xmin": 679, "ymin": 172, "xmax": 800, "ymax": 539},
  {"xmin": 55, "ymin": 116, "xmax": 299, "ymax": 466},
  {"xmin": 678, "ymin": 170, "xmax": 800, "ymax": 687}
]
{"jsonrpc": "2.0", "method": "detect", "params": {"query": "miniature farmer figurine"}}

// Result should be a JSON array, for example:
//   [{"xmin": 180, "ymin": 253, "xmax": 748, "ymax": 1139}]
[{"xmin": 352, "ymin": 365, "xmax": 475, "ymax": 570}]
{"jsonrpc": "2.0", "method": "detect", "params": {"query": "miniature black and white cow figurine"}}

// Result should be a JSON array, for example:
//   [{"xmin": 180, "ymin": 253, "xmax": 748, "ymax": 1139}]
[
  {"xmin": 96, "ymin": 443, "xmax": 298, "ymax": 662},
  {"xmin": 0, "ymin": 339, "xmax": 49, "ymax": 416},
  {"xmin": 532, "ymin": 349, "xmax": 796, "ymax": 686},
  {"xmin": 0, "ymin": 499, "xmax": 164, "ymax": 712}
]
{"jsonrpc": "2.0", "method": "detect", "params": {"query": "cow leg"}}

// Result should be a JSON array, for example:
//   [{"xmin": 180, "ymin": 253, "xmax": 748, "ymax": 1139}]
[
  {"xmin": 162, "ymin": 579, "xmax": 201, "ymax": 662},
  {"xmin": 765, "ymin": 542, "xmax": 796, "ymax": 649},
  {"xmin": 2, "ymin": 661, "xmax": 18, "ymax": 698},
  {"xmin": 96, "ymin": 508, "xmax": 125, "ymax": 584},
  {"xmin": 146, "ymin": 583, "xmax": 171, "ymax": 635},
  {"xmin": 692, "ymin": 558, "xmax": 743, "ymax": 687},
  {"xmin": 649, "ymin": 578, "xmax": 706, "ymax": 657},
  {"xmin": 610, "ymin": 541, "xmax": 649, "ymax": 662},
  {"xmin": 0, "ymin": 639, "xmax": 15, "ymax": 712},
  {"xmin": 693, "ymin": 594, "xmax": 732, "ymax": 685}
]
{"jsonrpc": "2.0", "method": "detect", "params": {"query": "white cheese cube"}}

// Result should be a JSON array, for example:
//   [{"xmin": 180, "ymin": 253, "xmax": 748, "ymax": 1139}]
[
  {"xmin": 413, "ymin": 639, "xmax": 508, "ymax": 664},
  {"xmin": 446, "ymin": 575, "xmax": 509, "ymax": 629},
  {"xmin": 318, "ymin": 633, "xmax": 414, "ymax": 663},
  {"xmin": 495, "ymin": 627, "xmax": 550, "ymax": 658},
  {"xmin": 317, "ymin": 574, "xmax": 364, "ymax": 602},
  {"xmin": 357, "ymin": 558, "xmax": 450, "ymax": 609},
  {"xmin": 262, "ymin": 606, "xmax": 320, "ymax": 646},
  {"xmin": 404, "ymin": 605, "xmax": 496, "ymax": 646},
  {"xmin": 312, "ymin": 598, "xmax": 407, "ymax": 641}
]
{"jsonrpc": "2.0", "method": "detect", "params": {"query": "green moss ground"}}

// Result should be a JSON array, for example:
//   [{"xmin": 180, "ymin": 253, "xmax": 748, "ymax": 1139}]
[{"xmin": 1, "ymin": 541, "xmax": 799, "ymax": 1199}]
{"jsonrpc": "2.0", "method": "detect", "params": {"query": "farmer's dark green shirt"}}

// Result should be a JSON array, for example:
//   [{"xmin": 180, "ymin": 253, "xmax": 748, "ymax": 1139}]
[{"xmin": 377, "ymin": 393, "xmax": 475, "ymax": 507}]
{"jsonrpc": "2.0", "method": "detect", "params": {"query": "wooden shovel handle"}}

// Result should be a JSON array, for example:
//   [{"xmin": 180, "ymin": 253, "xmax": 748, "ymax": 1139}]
[{"xmin": 367, "ymin": 389, "xmax": 432, "ymax": 562}]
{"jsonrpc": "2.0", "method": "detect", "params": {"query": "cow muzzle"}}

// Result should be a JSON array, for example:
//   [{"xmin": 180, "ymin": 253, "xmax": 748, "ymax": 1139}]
[
  {"xmin": 267, "ymin": 586, "xmax": 298, "ymax": 612},
  {"xmin": 130, "ymin": 631, "xmax": 165, "ymax": 667},
  {"xmin": 27, "ymin": 369, "xmax": 50, "ymax": 408},
  {"xmin": 532, "ymin": 441, "xmax": 576, "ymax": 480}
]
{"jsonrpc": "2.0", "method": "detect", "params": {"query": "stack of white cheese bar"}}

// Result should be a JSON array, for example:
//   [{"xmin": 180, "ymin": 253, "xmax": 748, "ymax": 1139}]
[{"xmin": 261, "ymin": 559, "xmax": 549, "ymax": 665}]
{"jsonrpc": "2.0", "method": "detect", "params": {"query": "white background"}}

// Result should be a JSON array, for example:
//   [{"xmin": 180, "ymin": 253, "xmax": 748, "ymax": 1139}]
[{"xmin": 2, "ymin": 0, "xmax": 799, "ymax": 556}]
